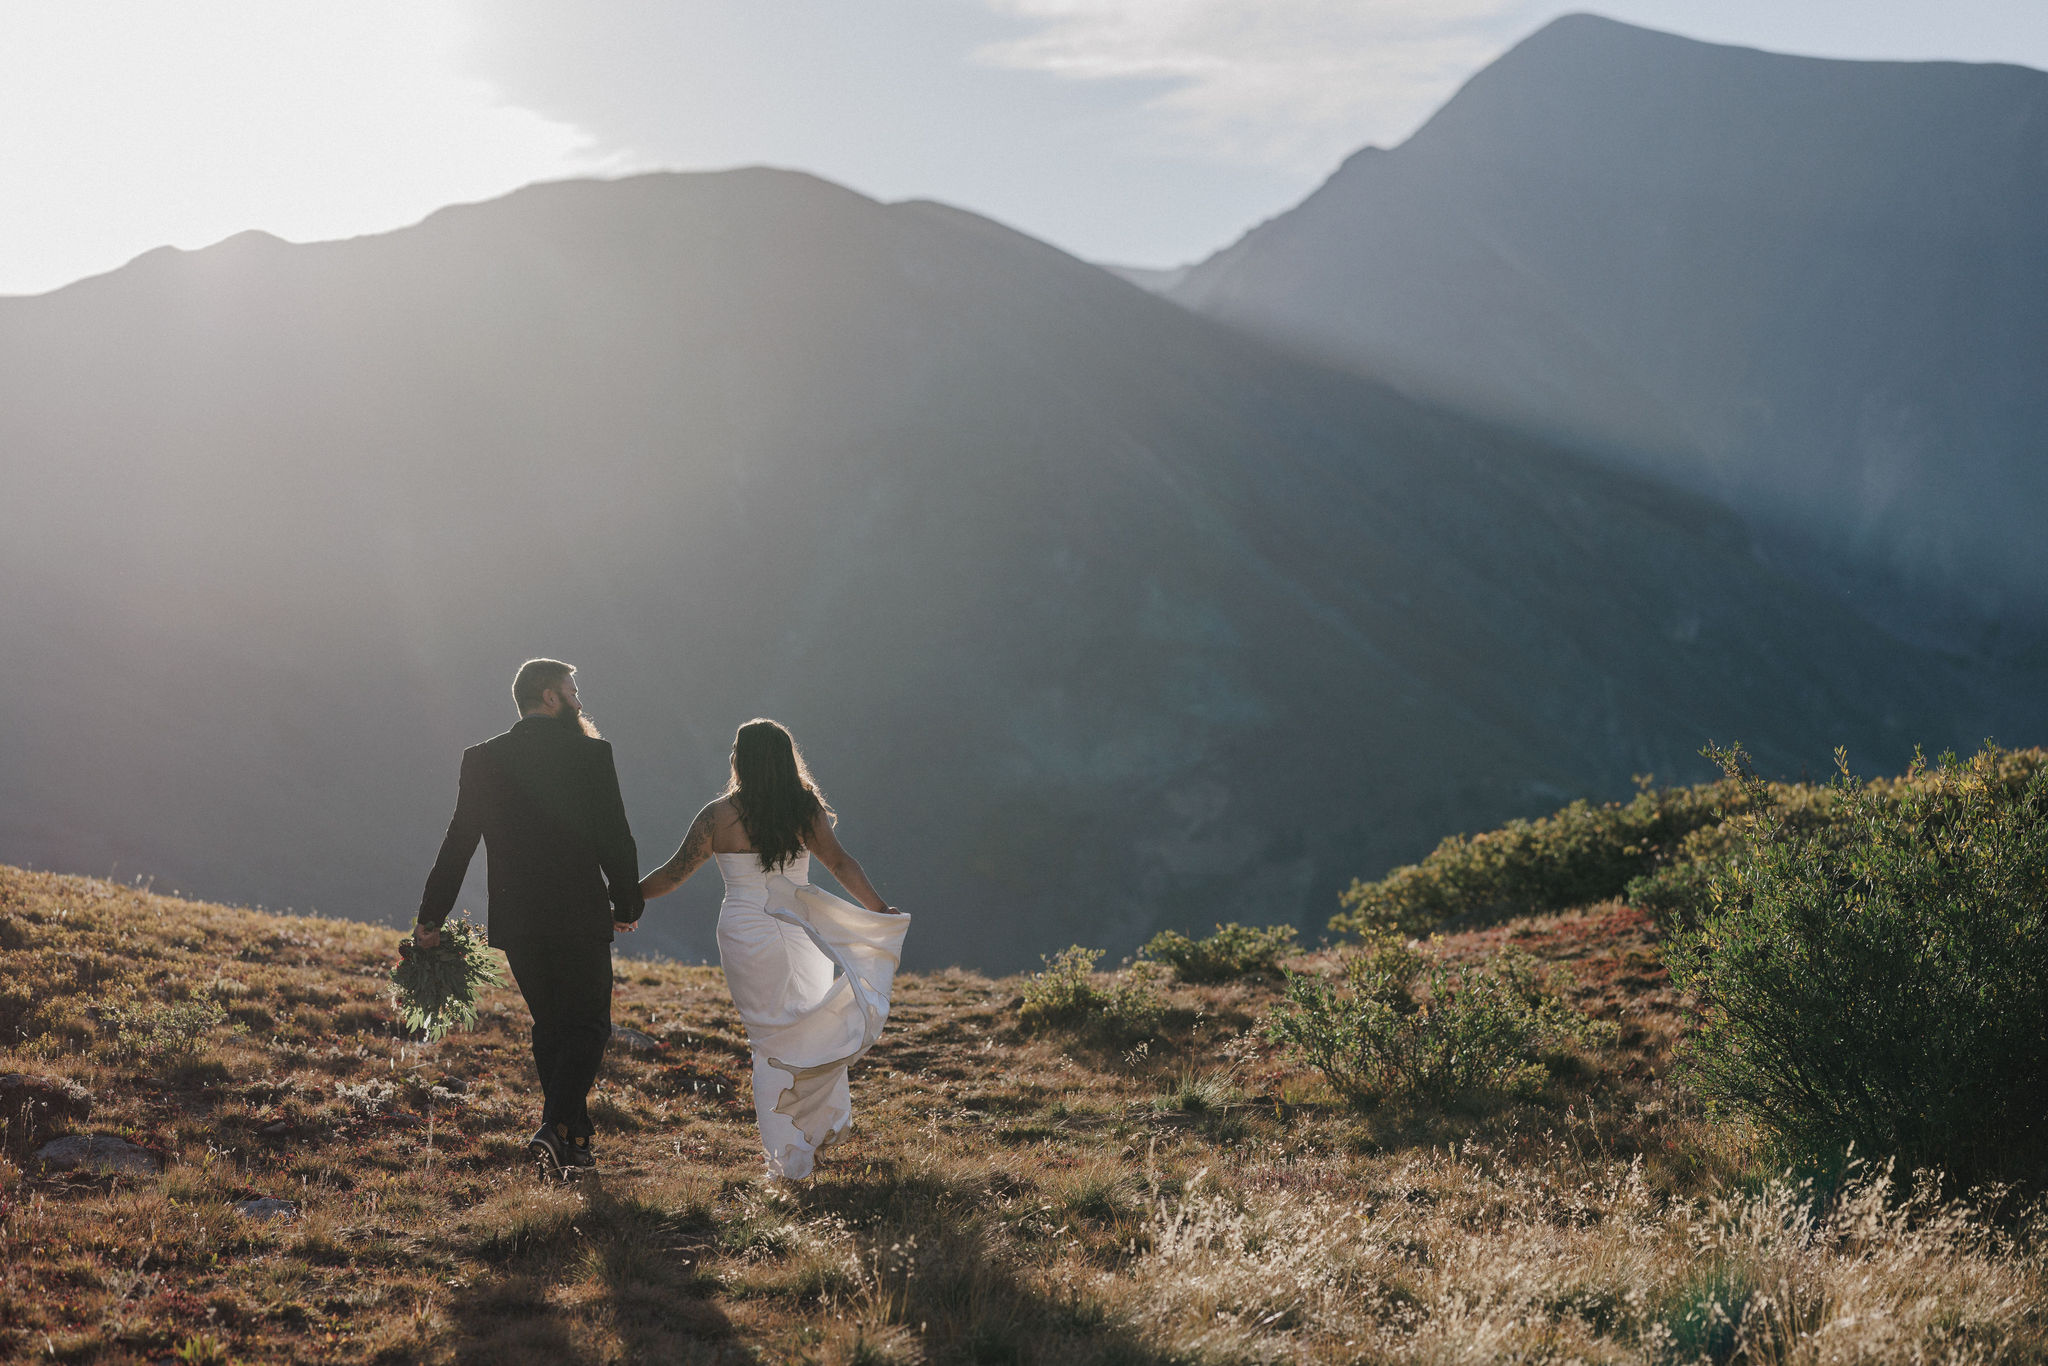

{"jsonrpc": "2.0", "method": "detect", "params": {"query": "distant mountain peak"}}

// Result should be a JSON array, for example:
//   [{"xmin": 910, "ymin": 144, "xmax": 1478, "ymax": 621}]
[
  {"xmin": 1497, "ymin": 10, "xmax": 1785, "ymax": 65},
  {"xmin": 1171, "ymin": 18, "xmax": 2048, "ymax": 646}
]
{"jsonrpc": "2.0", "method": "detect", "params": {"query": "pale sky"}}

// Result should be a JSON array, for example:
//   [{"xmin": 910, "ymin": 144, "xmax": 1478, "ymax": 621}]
[{"xmin": 1, "ymin": 1, "xmax": 2044, "ymax": 297}]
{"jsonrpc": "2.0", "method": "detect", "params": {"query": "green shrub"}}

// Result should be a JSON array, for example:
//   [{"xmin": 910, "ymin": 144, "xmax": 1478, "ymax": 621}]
[
  {"xmin": 1333, "ymin": 752, "xmax": 2048, "ymax": 939},
  {"xmin": 1263, "ymin": 932, "xmax": 1610, "ymax": 1106},
  {"xmin": 103, "ymin": 998, "xmax": 230, "ymax": 1060},
  {"xmin": 1138, "ymin": 922, "xmax": 1298, "ymax": 983},
  {"xmin": 1621, "ymin": 838, "xmax": 1730, "ymax": 932},
  {"xmin": 1330, "ymin": 778, "xmax": 1745, "ymax": 937},
  {"xmin": 1669, "ymin": 744, "xmax": 2048, "ymax": 1192},
  {"xmin": 1017, "ymin": 946, "xmax": 1165, "ymax": 1043}
]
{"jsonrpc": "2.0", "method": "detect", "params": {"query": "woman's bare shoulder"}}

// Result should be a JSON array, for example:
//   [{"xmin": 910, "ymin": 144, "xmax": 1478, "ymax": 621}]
[
  {"xmin": 804, "ymin": 804, "xmax": 843, "ymax": 853},
  {"xmin": 707, "ymin": 796, "xmax": 753, "ymax": 853}
]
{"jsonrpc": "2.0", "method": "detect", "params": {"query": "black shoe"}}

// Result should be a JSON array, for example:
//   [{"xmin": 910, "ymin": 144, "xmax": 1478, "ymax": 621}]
[
  {"xmin": 562, "ymin": 1131, "xmax": 597, "ymax": 1170},
  {"xmin": 528, "ymin": 1124, "xmax": 567, "ymax": 1174}
]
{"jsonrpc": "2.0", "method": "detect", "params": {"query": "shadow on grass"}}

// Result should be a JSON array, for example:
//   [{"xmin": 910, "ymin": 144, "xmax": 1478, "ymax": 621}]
[
  {"xmin": 445, "ymin": 1155, "xmax": 1179, "ymax": 1366},
  {"xmin": 448, "ymin": 1173, "xmax": 735, "ymax": 1366},
  {"xmin": 792, "ymin": 1159, "xmax": 1178, "ymax": 1366}
]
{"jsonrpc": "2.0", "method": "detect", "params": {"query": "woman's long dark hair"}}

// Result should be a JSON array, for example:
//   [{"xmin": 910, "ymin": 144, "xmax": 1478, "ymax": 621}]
[{"xmin": 725, "ymin": 719, "xmax": 828, "ymax": 872}]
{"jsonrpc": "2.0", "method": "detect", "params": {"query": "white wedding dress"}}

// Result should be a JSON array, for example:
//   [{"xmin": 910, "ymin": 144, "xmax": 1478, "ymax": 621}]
[{"xmin": 714, "ymin": 850, "xmax": 910, "ymax": 1179}]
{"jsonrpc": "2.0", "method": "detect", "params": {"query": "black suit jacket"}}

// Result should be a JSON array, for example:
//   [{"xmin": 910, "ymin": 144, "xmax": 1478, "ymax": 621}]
[{"xmin": 417, "ymin": 715, "xmax": 644, "ymax": 945}]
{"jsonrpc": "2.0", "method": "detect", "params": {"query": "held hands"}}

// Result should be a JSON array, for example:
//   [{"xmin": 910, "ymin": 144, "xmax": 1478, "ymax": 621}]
[{"xmin": 614, "ymin": 920, "xmax": 638, "ymax": 933}]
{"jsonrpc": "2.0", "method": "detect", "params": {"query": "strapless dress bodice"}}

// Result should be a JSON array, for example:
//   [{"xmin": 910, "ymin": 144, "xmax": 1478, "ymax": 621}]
[{"xmin": 715, "ymin": 850, "xmax": 810, "ymax": 897}]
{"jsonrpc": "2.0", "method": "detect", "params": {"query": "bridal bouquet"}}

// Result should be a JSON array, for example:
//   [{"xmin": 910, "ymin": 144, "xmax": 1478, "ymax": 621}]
[{"xmin": 391, "ymin": 914, "xmax": 505, "ymax": 1042}]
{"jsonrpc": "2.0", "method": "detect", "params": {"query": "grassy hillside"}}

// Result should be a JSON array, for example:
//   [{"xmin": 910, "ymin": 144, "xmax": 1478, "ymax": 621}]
[{"xmin": 1, "ymin": 863, "xmax": 2039, "ymax": 1364}]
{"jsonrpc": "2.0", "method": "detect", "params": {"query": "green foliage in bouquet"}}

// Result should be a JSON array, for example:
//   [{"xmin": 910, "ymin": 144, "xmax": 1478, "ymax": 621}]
[
  {"xmin": 1265, "ymin": 929, "xmax": 1611, "ymax": 1106},
  {"xmin": 1669, "ymin": 743, "xmax": 2048, "ymax": 1192},
  {"xmin": 390, "ymin": 914, "xmax": 505, "ymax": 1042}
]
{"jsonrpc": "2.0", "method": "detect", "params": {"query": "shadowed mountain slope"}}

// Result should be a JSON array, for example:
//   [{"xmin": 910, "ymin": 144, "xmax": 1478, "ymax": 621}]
[
  {"xmin": 1172, "ymin": 15, "xmax": 2048, "ymax": 645},
  {"xmin": 0, "ymin": 169, "xmax": 2030, "ymax": 969}
]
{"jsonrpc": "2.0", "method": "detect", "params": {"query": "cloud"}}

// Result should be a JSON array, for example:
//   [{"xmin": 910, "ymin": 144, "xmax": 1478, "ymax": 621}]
[
  {"xmin": 0, "ymin": 1, "xmax": 627, "ymax": 295},
  {"xmin": 974, "ymin": 0, "xmax": 1547, "ymax": 171}
]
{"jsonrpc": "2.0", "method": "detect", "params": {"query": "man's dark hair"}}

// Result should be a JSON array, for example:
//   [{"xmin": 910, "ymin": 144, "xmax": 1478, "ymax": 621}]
[{"xmin": 512, "ymin": 658, "xmax": 575, "ymax": 713}]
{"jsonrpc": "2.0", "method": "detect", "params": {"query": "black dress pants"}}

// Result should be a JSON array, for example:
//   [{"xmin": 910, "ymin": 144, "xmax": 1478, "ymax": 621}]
[{"xmin": 501, "ymin": 939, "xmax": 613, "ymax": 1138}]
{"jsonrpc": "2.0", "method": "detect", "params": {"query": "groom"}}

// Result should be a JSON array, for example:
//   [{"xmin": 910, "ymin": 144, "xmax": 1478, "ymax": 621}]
[{"xmin": 414, "ymin": 658, "xmax": 643, "ymax": 1173}]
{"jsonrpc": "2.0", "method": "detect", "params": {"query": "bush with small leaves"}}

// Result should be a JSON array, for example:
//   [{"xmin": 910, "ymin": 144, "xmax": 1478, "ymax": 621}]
[
  {"xmin": 1264, "ymin": 931, "xmax": 1610, "ymax": 1106},
  {"xmin": 1621, "ymin": 825, "xmax": 1735, "ymax": 932},
  {"xmin": 1330, "ymin": 779, "xmax": 1745, "ymax": 937},
  {"xmin": 1138, "ymin": 922, "xmax": 1298, "ymax": 983},
  {"xmin": 1335, "ymin": 751, "xmax": 2048, "ymax": 939},
  {"xmin": 102, "ymin": 998, "xmax": 230, "ymax": 1061},
  {"xmin": 1017, "ymin": 945, "xmax": 1165, "ymax": 1043},
  {"xmin": 1669, "ymin": 743, "xmax": 2048, "ymax": 1192}
]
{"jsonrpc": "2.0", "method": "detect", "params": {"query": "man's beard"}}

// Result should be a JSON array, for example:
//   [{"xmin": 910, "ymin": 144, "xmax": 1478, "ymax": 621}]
[{"xmin": 552, "ymin": 707, "xmax": 602, "ymax": 740}]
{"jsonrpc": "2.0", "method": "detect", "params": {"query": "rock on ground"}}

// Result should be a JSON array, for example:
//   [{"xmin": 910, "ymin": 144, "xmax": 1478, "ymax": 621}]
[
  {"xmin": 611, "ymin": 1027, "xmax": 663, "ymax": 1053},
  {"xmin": 32, "ymin": 1133, "xmax": 159, "ymax": 1176}
]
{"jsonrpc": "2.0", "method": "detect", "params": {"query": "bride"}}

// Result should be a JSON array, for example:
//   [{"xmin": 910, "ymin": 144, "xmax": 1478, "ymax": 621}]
[{"xmin": 639, "ymin": 719, "xmax": 909, "ymax": 1180}]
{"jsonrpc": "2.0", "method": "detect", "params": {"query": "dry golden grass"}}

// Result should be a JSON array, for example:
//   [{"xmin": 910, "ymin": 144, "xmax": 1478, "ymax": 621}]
[{"xmin": 1, "ymin": 868, "xmax": 2040, "ymax": 1364}]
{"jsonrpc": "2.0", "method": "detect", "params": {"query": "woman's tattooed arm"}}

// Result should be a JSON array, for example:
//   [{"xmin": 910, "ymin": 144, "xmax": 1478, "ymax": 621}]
[{"xmin": 640, "ymin": 802, "xmax": 719, "ymax": 900}]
